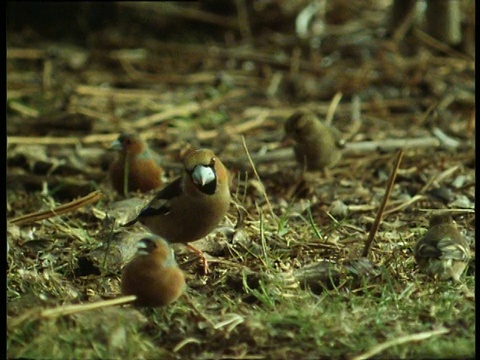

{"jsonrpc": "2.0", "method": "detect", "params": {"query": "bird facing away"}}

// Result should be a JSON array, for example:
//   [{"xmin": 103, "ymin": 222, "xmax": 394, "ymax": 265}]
[
  {"xmin": 124, "ymin": 148, "xmax": 231, "ymax": 273},
  {"xmin": 414, "ymin": 214, "xmax": 471, "ymax": 282},
  {"xmin": 121, "ymin": 235, "xmax": 185, "ymax": 307},
  {"xmin": 284, "ymin": 111, "xmax": 344, "ymax": 171},
  {"xmin": 108, "ymin": 133, "xmax": 163, "ymax": 195}
]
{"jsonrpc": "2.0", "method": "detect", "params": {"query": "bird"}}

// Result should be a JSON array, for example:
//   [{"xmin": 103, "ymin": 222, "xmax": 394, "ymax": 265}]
[
  {"xmin": 108, "ymin": 133, "xmax": 164, "ymax": 195},
  {"xmin": 121, "ymin": 235, "xmax": 185, "ymax": 307},
  {"xmin": 414, "ymin": 213, "xmax": 471, "ymax": 282},
  {"xmin": 124, "ymin": 148, "xmax": 231, "ymax": 273},
  {"xmin": 283, "ymin": 111, "xmax": 344, "ymax": 171}
]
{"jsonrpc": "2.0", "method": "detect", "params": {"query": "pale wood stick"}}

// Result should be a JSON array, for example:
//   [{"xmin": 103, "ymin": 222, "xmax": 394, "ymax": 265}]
[
  {"xmin": 8, "ymin": 296, "xmax": 137, "ymax": 329},
  {"xmin": 353, "ymin": 327, "xmax": 449, "ymax": 360},
  {"xmin": 325, "ymin": 91, "xmax": 343, "ymax": 127},
  {"xmin": 118, "ymin": 2, "xmax": 237, "ymax": 28},
  {"xmin": 9, "ymin": 190, "xmax": 103, "ymax": 226},
  {"xmin": 7, "ymin": 48, "xmax": 45, "ymax": 59},
  {"xmin": 228, "ymin": 137, "xmax": 442, "ymax": 165},
  {"xmin": 39, "ymin": 295, "xmax": 137, "ymax": 319},
  {"xmin": 132, "ymin": 89, "xmax": 246, "ymax": 129}
]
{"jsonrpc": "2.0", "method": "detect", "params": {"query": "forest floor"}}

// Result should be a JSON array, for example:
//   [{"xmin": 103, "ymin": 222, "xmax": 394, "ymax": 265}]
[{"xmin": 7, "ymin": 1, "xmax": 475, "ymax": 359}]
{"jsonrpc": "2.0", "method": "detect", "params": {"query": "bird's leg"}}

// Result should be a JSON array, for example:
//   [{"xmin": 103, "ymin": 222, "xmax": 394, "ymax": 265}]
[{"xmin": 186, "ymin": 244, "xmax": 210, "ymax": 274}]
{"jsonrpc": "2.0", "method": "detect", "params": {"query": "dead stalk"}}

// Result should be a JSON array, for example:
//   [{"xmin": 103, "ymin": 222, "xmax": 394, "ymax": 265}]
[
  {"xmin": 10, "ymin": 190, "xmax": 103, "ymax": 226},
  {"xmin": 362, "ymin": 149, "xmax": 404, "ymax": 258}
]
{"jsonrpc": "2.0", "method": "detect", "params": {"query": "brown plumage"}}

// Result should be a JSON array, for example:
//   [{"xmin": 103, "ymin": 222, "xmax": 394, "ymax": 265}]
[
  {"xmin": 121, "ymin": 235, "xmax": 185, "ymax": 307},
  {"xmin": 124, "ymin": 149, "xmax": 231, "ymax": 273},
  {"xmin": 108, "ymin": 133, "xmax": 163, "ymax": 195},
  {"xmin": 414, "ymin": 214, "xmax": 471, "ymax": 282},
  {"xmin": 284, "ymin": 111, "xmax": 344, "ymax": 171}
]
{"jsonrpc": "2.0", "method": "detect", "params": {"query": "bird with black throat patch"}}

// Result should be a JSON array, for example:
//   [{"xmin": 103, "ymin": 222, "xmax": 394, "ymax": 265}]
[{"xmin": 124, "ymin": 148, "xmax": 231, "ymax": 274}]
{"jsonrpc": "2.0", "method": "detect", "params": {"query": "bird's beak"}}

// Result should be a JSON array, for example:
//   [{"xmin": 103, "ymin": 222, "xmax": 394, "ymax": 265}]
[
  {"xmin": 192, "ymin": 165, "xmax": 215, "ymax": 186},
  {"xmin": 108, "ymin": 139, "xmax": 123, "ymax": 151}
]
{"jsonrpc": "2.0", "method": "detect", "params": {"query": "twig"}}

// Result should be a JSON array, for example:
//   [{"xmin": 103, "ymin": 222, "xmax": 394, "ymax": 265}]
[
  {"xmin": 7, "ymin": 101, "xmax": 40, "ymax": 118},
  {"xmin": 8, "ymin": 134, "xmax": 117, "ymax": 145},
  {"xmin": 7, "ymin": 48, "xmax": 45, "ymax": 59},
  {"xmin": 152, "ymin": 42, "xmax": 323, "ymax": 72},
  {"xmin": 43, "ymin": 58, "xmax": 53, "ymax": 92},
  {"xmin": 431, "ymin": 127, "xmax": 461, "ymax": 149},
  {"xmin": 345, "ymin": 95, "xmax": 362, "ymax": 140},
  {"xmin": 101, "ymin": 216, "xmax": 117, "ymax": 271},
  {"xmin": 8, "ymin": 296, "xmax": 137, "ymax": 329},
  {"xmin": 417, "ymin": 208, "xmax": 475, "ymax": 215},
  {"xmin": 306, "ymin": 202, "xmax": 323, "ymax": 240},
  {"xmin": 383, "ymin": 194, "xmax": 427, "ymax": 216},
  {"xmin": 173, "ymin": 338, "xmax": 203, "ymax": 353},
  {"xmin": 132, "ymin": 88, "xmax": 246, "ymax": 129},
  {"xmin": 178, "ymin": 294, "xmax": 217, "ymax": 331},
  {"xmin": 259, "ymin": 210, "xmax": 270, "ymax": 269},
  {"xmin": 243, "ymin": 98, "xmax": 434, "ymax": 119},
  {"xmin": 118, "ymin": 2, "xmax": 237, "ymax": 29},
  {"xmin": 39, "ymin": 295, "xmax": 136, "ymax": 319},
  {"xmin": 9, "ymin": 190, "xmax": 103, "ymax": 226},
  {"xmin": 289, "ymin": 46, "xmax": 302, "ymax": 78},
  {"xmin": 7, "ymin": 88, "xmax": 41, "ymax": 100},
  {"xmin": 418, "ymin": 165, "xmax": 460, "ymax": 194},
  {"xmin": 346, "ymin": 137, "xmax": 441, "ymax": 154},
  {"xmin": 115, "ymin": 64, "xmax": 232, "ymax": 85},
  {"xmin": 241, "ymin": 136, "xmax": 276, "ymax": 221},
  {"xmin": 6, "ymin": 126, "xmax": 185, "ymax": 146},
  {"xmin": 352, "ymin": 327, "xmax": 449, "ymax": 360},
  {"xmin": 75, "ymin": 85, "xmax": 168, "ymax": 100},
  {"xmin": 232, "ymin": 137, "xmax": 440, "ymax": 165},
  {"xmin": 362, "ymin": 150, "xmax": 404, "ymax": 257},
  {"xmin": 466, "ymin": 109, "xmax": 475, "ymax": 135},
  {"xmin": 132, "ymin": 102, "xmax": 201, "ymax": 128},
  {"xmin": 415, "ymin": 100, "xmax": 438, "ymax": 125},
  {"xmin": 8, "ymin": 129, "xmax": 174, "ymax": 146},
  {"xmin": 123, "ymin": 155, "xmax": 130, "ymax": 197},
  {"xmin": 391, "ymin": 1, "xmax": 418, "ymax": 45},
  {"xmin": 347, "ymin": 204, "xmax": 377, "ymax": 213},
  {"xmin": 325, "ymin": 92, "xmax": 342, "ymax": 127},
  {"xmin": 266, "ymin": 72, "xmax": 284, "ymax": 98},
  {"xmin": 197, "ymin": 113, "xmax": 273, "ymax": 141},
  {"xmin": 413, "ymin": 28, "xmax": 474, "ymax": 61},
  {"xmin": 235, "ymin": 0, "xmax": 252, "ymax": 42}
]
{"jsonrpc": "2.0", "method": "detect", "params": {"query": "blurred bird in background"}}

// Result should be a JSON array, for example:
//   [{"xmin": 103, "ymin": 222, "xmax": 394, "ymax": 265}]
[
  {"xmin": 124, "ymin": 148, "xmax": 231, "ymax": 273},
  {"xmin": 284, "ymin": 111, "xmax": 344, "ymax": 171},
  {"xmin": 414, "ymin": 213, "xmax": 471, "ymax": 282},
  {"xmin": 108, "ymin": 133, "xmax": 164, "ymax": 196}
]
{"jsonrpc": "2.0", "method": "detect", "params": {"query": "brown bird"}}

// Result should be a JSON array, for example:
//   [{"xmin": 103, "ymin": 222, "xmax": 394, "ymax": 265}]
[
  {"xmin": 414, "ymin": 214, "xmax": 471, "ymax": 282},
  {"xmin": 108, "ymin": 133, "xmax": 164, "ymax": 195},
  {"xmin": 284, "ymin": 111, "xmax": 344, "ymax": 171},
  {"xmin": 124, "ymin": 148, "xmax": 231, "ymax": 273},
  {"xmin": 121, "ymin": 235, "xmax": 185, "ymax": 307}
]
